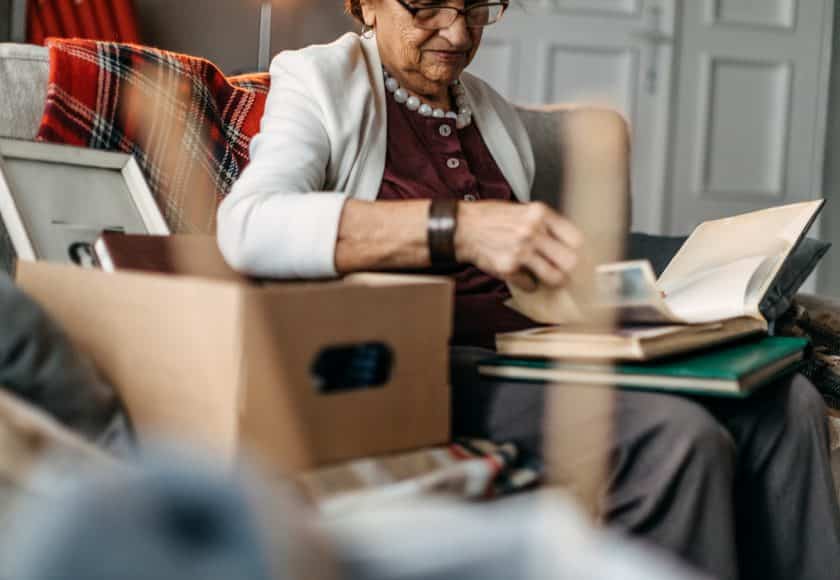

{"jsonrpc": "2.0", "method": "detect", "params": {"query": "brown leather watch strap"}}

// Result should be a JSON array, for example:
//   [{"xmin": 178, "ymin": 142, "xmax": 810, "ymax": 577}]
[{"xmin": 427, "ymin": 198, "xmax": 459, "ymax": 265}]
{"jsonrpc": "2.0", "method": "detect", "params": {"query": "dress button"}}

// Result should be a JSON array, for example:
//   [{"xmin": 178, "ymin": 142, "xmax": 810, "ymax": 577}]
[
  {"xmin": 463, "ymin": 194, "xmax": 477, "ymax": 201},
  {"xmin": 446, "ymin": 158, "xmax": 461, "ymax": 169},
  {"xmin": 439, "ymin": 124, "xmax": 452, "ymax": 137}
]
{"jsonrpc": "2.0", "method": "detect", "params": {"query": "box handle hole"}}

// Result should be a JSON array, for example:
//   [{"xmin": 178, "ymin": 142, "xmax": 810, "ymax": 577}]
[{"xmin": 310, "ymin": 342, "xmax": 394, "ymax": 395}]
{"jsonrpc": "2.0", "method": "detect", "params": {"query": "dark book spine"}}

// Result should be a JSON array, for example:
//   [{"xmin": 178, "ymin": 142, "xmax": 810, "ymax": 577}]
[
  {"xmin": 74, "ymin": 0, "xmax": 99, "ymax": 38},
  {"xmin": 110, "ymin": 0, "xmax": 139, "ymax": 42},
  {"xmin": 37, "ymin": 0, "xmax": 65, "ymax": 37},
  {"xmin": 89, "ymin": 0, "xmax": 117, "ymax": 41},
  {"xmin": 26, "ymin": 0, "xmax": 47, "ymax": 44},
  {"xmin": 55, "ymin": 0, "xmax": 81, "ymax": 37}
]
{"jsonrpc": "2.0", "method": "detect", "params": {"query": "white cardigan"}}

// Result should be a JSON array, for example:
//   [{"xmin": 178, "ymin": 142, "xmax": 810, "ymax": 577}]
[{"xmin": 217, "ymin": 33, "xmax": 536, "ymax": 278}]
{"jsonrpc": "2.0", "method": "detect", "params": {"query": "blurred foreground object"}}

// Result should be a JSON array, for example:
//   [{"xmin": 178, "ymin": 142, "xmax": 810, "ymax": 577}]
[
  {"xmin": 328, "ymin": 491, "xmax": 710, "ymax": 580},
  {"xmin": 1, "ymin": 451, "xmax": 328, "ymax": 580},
  {"xmin": 540, "ymin": 111, "xmax": 630, "ymax": 515},
  {"xmin": 1, "ymin": 444, "xmax": 707, "ymax": 580}
]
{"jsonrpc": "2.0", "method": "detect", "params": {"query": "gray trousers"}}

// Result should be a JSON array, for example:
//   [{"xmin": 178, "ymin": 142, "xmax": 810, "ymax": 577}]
[{"xmin": 451, "ymin": 347, "xmax": 840, "ymax": 580}]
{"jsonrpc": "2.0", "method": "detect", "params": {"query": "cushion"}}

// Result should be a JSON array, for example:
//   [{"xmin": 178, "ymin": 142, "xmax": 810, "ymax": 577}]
[
  {"xmin": 0, "ymin": 272, "xmax": 118, "ymax": 439},
  {"xmin": 0, "ymin": 43, "xmax": 49, "ymax": 140},
  {"xmin": 35, "ymin": 39, "xmax": 270, "ymax": 234},
  {"xmin": 1, "ymin": 221, "xmax": 12, "ymax": 274},
  {"xmin": 626, "ymin": 233, "xmax": 831, "ymax": 321}
]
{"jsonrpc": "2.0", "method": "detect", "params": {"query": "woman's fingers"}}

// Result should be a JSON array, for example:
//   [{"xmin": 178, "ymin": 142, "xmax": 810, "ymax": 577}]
[
  {"xmin": 534, "ymin": 233, "xmax": 578, "ymax": 276},
  {"xmin": 508, "ymin": 270, "xmax": 538, "ymax": 292},
  {"xmin": 545, "ymin": 211, "xmax": 584, "ymax": 249},
  {"xmin": 525, "ymin": 250, "xmax": 568, "ymax": 288}
]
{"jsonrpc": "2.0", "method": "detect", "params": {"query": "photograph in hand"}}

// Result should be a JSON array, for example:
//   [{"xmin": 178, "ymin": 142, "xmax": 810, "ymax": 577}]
[{"xmin": 596, "ymin": 260, "xmax": 661, "ymax": 305}]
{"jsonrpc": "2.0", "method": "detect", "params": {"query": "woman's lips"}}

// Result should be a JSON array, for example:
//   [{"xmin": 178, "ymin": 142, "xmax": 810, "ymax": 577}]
[{"xmin": 426, "ymin": 50, "xmax": 467, "ymax": 62}]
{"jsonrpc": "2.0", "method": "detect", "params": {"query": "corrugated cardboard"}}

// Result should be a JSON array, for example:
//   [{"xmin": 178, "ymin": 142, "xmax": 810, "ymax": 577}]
[{"xmin": 15, "ymin": 239, "xmax": 454, "ymax": 475}]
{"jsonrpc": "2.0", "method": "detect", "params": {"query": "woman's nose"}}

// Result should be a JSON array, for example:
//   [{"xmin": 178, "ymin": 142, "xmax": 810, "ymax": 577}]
[{"xmin": 438, "ymin": 12, "xmax": 471, "ymax": 48}]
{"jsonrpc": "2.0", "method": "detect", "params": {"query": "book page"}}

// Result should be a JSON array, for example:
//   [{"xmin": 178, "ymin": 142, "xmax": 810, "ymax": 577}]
[
  {"xmin": 662, "ymin": 255, "xmax": 770, "ymax": 323},
  {"xmin": 657, "ymin": 200, "xmax": 823, "ymax": 319},
  {"xmin": 508, "ymin": 261, "xmax": 681, "ymax": 325}
]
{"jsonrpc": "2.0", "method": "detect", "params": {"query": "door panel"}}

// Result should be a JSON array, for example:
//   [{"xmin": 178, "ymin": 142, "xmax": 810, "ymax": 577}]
[
  {"xmin": 469, "ymin": 0, "xmax": 676, "ymax": 234},
  {"xmin": 667, "ymin": 0, "xmax": 832, "ymax": 235}
]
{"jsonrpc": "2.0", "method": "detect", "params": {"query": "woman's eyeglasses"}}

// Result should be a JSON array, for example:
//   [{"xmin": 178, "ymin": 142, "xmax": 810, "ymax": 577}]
[{"xmin": 394, "ymin": 1, "xmax": 509, "ymax": 30}]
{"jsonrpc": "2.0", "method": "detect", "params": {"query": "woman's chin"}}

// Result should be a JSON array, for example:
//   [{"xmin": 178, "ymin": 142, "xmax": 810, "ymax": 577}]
[{"xmin": 421, "ymin": 64, "xmax": 465, "ymax": 86}]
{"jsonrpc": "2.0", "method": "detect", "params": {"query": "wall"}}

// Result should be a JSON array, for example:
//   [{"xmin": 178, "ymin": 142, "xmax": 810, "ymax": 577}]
[{"xmin": 133, "ymin": 0, "xmax": 354, "ymax": 74}]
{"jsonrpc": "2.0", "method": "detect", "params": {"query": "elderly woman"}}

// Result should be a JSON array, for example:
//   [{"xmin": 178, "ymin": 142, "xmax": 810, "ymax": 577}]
[{"xmin": 217, "ymin": 1, "xmax": 840, "ymax": 578}]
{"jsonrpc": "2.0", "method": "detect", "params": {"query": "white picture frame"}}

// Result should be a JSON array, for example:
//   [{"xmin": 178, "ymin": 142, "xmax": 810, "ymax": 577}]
[{"xmin": 0, "ymin": 139, "xmax": 170, "ymax": 266}]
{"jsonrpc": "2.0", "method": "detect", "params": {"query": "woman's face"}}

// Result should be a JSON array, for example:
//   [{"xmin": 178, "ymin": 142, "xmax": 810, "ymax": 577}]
[{"xmin": 361, "ymin": 0, "xmax": 483, "ymax": 99}]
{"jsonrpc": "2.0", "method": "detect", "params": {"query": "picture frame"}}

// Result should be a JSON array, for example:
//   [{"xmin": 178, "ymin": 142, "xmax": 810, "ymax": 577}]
[{"xmin": 0, "ymin": 139, "xmax": 170, "ymax": 267}]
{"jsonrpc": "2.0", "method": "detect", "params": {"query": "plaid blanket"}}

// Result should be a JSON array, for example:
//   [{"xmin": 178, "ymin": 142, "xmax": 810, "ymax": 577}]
[
  {"xmin": 36, "ymin": 39, "xmax": 270, "ymax": 234},
  {"xmin": 298, "ymin": 439, "xmax": 542, "ymax": 516}
]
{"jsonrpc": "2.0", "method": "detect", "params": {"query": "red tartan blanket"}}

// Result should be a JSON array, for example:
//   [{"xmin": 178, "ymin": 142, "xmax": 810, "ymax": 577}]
[{"xmin": 36, "ymin": 39, "xmax": 270, "ymax": 233}]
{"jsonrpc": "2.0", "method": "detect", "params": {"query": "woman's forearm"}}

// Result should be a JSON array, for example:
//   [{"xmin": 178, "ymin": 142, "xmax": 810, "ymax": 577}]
[
  {"xmin": 334, "ymin": 198, "xmax": 582, "ymax": 291},
  {"xmin": 334, "ymin": 199, "xmax": 433, "ymax": 273}
]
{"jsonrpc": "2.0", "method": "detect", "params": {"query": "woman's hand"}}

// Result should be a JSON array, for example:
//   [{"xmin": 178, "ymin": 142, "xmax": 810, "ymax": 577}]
[{"xmin": 455, "ymin": 201, "xmax": 583, "ymax": 291}]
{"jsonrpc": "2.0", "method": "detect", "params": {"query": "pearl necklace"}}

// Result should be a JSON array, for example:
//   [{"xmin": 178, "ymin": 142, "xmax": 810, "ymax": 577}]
[{"xmin": 383, "ymin": 69, "xmax": 473, "ymax": 129}]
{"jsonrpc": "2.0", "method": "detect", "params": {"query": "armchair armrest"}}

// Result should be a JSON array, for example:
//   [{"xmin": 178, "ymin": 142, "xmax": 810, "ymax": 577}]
[{"xmin": 516, "ymin": 105, "xmax": 632, "ymax": 236}]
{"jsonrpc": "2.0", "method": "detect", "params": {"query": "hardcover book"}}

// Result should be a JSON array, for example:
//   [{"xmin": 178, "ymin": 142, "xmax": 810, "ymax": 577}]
[
  {"xmin": 498, "ymin": 201, "xmax": 823, "ymax": 361},
  {"xmin": 480, "ymin": 336, "xmax": 809, "ymax": 397},
  {"xmin": 37, "ymin": 0, "xmax": 64, "ymax": 37},
  {"xmin": 73, "ymin": 0, "xmax": 100, "ymax": 39},
  {"xmin": 93, "ymin": 231, "xmax": 247, "ymax": 283},
  {"xmin": 110, "ymin": 0, "xmax": 139, "ymax": 42},
  {"xmin": 54, "ymin": 0, "xmax": 81, "ymax": 37}
]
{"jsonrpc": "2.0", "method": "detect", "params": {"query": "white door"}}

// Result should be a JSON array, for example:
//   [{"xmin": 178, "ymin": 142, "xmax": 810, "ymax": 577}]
[
  {"xmin": 667, "ymin": 0, "xmax": 833, "ymax": 236},
  {"xmin": 469, "ymin": 0, "xmax": 678, "ymax": 234}
]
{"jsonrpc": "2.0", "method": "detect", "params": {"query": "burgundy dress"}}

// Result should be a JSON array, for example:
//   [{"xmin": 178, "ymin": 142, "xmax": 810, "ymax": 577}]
[{"xmin": 377, "ymin": 92, "xmax": 536, "ymax": 349}]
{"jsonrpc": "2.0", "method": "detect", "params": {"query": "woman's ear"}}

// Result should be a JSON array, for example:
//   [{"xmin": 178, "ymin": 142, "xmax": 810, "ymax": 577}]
[{"xmin": 359, "ymin": 0, "xmax": 377, "ymax": 28}]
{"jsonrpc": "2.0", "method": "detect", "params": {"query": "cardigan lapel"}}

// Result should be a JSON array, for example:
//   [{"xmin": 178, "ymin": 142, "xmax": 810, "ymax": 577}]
[
  {"xmin": 350, "ymin": 35, "xmax": 389, "ymax": 202},
  {"xmin": 460, "ymin": 73, "xmax": 532, "ymax": 202},
  {"xmin": 353, "ymin": 36, "xmax": 531, "ymax": 204}
]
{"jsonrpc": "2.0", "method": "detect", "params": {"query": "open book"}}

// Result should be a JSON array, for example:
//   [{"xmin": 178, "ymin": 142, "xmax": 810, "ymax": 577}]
[
  {"xmin": 498, "ymin": 200, "xmax": 824, "ymax": 360},
  {"xmin": 508, "ymin": 200, "xmax": 824, "ymax": 327}
]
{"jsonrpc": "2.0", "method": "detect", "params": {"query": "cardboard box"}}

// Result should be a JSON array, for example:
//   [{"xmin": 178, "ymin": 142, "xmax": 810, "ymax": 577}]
[{"xmin": 15, "ymin": 240, "xmax": 454, "ymax": 474}]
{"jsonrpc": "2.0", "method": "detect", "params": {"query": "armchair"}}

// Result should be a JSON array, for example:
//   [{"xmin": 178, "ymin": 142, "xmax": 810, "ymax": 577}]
[{"xmin": 0, "ymin": 42, "xmax": 837, "ymax": 498}]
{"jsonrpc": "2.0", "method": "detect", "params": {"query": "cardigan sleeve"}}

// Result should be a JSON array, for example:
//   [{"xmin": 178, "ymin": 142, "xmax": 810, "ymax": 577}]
[{"xmin": 216, "ymin": 52, "xmax": 347, "ymax": 279}]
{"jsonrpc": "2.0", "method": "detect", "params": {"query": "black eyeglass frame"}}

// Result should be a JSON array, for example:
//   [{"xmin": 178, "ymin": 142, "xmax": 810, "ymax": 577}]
[{"xmin": 392, "ymin": 0, "xmax": 510, "ymax": 29}]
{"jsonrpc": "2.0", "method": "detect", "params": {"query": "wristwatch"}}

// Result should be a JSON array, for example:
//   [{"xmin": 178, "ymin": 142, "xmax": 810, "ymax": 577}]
[{"xmin": 427, "ymin": 198, "xmax": 459, "ymax": 266}]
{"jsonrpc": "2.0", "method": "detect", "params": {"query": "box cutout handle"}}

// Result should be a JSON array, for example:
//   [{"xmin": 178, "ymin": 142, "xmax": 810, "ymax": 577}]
[{"xmin": 310, "ymin": 342, "xmax": 394, "ymax": 395}]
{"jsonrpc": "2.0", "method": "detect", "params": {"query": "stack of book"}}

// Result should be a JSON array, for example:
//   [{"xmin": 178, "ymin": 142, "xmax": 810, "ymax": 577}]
[{"xmin": 480, "ymin": 201, "xmax": 824, "ymax": 397}]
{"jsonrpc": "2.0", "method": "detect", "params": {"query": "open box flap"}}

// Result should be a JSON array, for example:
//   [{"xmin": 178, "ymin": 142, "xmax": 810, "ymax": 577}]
[{"xmin": 16, "ymin": 261, "xmax": 246, "ymax": 458}]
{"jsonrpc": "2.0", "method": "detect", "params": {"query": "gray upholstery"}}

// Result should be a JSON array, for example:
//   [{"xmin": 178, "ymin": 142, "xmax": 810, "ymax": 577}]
[
  {"xmin": 0, "ymin": 43, "xmax": 49, "ymax": 140},
  {"xmin": 0, "ymin": 44, "xmax": 49, "ymax": 272}
]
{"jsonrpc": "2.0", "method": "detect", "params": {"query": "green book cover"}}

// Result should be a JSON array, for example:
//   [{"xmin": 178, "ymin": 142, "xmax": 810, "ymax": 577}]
[{"xmin": 481, "ymin": 336, "xmax": 810, "ymax": 397}]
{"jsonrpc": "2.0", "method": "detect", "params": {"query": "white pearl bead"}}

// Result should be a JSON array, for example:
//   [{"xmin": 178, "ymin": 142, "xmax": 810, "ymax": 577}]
[{"xmin": 382, "ymin": 70, "xmax": 469, "ymax": 125}]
